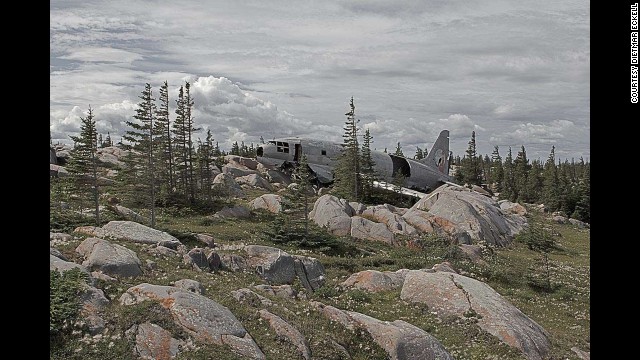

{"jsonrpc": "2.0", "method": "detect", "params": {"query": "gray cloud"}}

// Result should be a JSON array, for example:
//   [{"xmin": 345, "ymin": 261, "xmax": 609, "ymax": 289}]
[{"xmin": 50, "ymin": 0, "xmax": 589, "ymax": 161}]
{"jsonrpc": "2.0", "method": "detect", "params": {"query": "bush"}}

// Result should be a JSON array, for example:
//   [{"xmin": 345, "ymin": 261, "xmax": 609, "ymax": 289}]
[{"xmin": 50, "ymin": 268, "xmax": 90, "ymax": 335}]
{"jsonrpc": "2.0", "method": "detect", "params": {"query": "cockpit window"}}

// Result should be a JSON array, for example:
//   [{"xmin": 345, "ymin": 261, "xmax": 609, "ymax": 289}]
[
  {"xmin": 276, "ymin": 141, "xmax": 289, "ymax": 153},
  {"xmin": 268, "ymin": 141, "xmax": 277, "ymax": 145}
]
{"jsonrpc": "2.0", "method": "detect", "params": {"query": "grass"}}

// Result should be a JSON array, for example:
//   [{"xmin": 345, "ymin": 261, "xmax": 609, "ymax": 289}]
[{"xmin": 50, "ymin": 193, "xmax": 590, "ymax": 359}]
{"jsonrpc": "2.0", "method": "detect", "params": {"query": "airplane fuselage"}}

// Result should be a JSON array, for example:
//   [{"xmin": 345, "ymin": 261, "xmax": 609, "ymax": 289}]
[{"xmin": 256, "ymin": 136, "xmax": 451, "ymax": 193}]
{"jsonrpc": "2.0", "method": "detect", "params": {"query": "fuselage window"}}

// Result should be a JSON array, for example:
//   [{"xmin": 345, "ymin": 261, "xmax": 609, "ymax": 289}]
[
  {"xmin": 276, "ymin": 141, "xmax": 289, "ymax": 153},
  {"xmin": 321, "ymin": 150, "xmax": 327, "ymax": 155}
]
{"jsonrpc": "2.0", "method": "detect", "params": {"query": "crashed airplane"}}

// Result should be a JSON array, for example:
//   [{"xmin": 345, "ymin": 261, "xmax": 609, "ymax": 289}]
[{"xmin": 256, "ymin": 130, "xmax": 453, "ymax": 196}]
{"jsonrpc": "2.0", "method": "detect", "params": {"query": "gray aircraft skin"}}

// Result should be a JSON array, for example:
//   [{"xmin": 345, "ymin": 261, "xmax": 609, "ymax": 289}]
[{"xmin": 256, "ymin": 130, "xmax": 452, "ymax": 193}]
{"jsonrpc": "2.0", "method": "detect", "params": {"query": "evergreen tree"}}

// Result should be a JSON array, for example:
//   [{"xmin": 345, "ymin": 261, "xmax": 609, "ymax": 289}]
[
  {"xmin": 514, "ymin": 145, "xmax": 530, "ymax": 202},
  {"xmin": 525, "ymin": 159, "xmax": 543, "ymax": 203},
  {"xmin": 393, "ymin": 142, "xmax": 404, "ymax": 157},
  {"xmin": 333, "ymin": 97, "xmax": 361, "ymax": 202},
  {"xmin": 360, "ymin": 128, "xmax": 376, "ymax": 202},
  {"xmin": 414, "ymin": 146, "xmax": 425, "ymax": 160},
  {"xmin": 184, "ymin": 82, "xmax": 198, "ymax": 202},
  {"xmin": 489, "ymin": 145, "xmax": 504, "ymax": 193},
  {"xmin": 172, "ymin": 85, "xmax": 188, "ymax": 198},
  {"xmin": 501, "ymin": 147, "xmax": 516, "ymax": 201},
  {"xmin": 123, "ymin": 83, "xmax": 157, "ymax": 226},
  {"xmin": 105, "ymin": 132, "xmax": 112, "ymax": 147},
  {"xmin": 571, "ymin": 162, "xmax": 590, "ymax": 222},
  {"xmin": 542, "ymin": 146, "xmax": 560, "ymax": 211},
  {"xmin": 155, "ymin": 80, "xmax": 174, "ymax": 198},
  {"xmin": 196, "ymin": 130, "xmax": 216, "ymax": 201},
  {"xmin": 98, "ymin": 134, "xmax": 103, "ymax": 148},
  {"xmin": 461, "ymin": 131, "xmax": 481, "ymax": 185},
  {"xmin": 67, "ymin": 106, "xmax": 100, "ymax": 225},
  {"xmin": 230, "ymin": 141, "xmax": 240, "ymax": 155}
]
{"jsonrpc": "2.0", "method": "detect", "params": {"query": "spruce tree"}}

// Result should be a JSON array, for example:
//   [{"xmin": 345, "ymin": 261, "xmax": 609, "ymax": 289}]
[
  {"xmin": 501, "ymin": 147, "xmax": 516, "ymax": 201},
  {"xmin": 230, "ymin": 141, "xmax": 240, "ymax": 155},
  {"xmin": 184, "ymin": 82, "xmax": 198, "ymax": 202},
  {"xmin": 542, "ymin": 146, "xmax": 560, "ymax": 211},
  {"xmin": 360, "ymin": 128, "xmax": 376, "ymax": 202},
  {"xmin": 571, "ymin": 162, "xmax": 590, "ymax": 222},
  {"xmin": 414, "ymin": 146, "xmax": 425, "ymax": 160},
  {"xmin": 196, "ymin": 130, "xmax": 216, "ymax": 201},
  {"xmin": 67, "ymin": 106, "xmax": 100, "ymax": 225},
  {"xmin": 123, "ymin": 83, "xmax": 157, "ymax": 226},
  {"xmin": 172, "ymin": 85, "xmax": 191, "ymax": 201},
  {"xmin": 155, "ymin": 80, "xmax": 174, "ymax": 198},
  {"xmin": 461, "ymin": 131, "xmax": 481, "ymax": 185},
  {"xmin": 393, "ymin": 142, "xmax": 404, "ymax": 157},
  {"xmin": 514, "ymin": 145, "xmax": 530, "ymax": 202},
  {"xmin": 333, "ymin": 97, "xmax": 361, "ymax": 201},
  {"xmin": 489, "ymin": 145, "xmax": 504, "ymax": 193}
]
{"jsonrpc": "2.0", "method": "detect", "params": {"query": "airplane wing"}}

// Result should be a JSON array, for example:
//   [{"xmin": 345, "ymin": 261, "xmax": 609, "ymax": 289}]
[{"xmin": 307, "ymin": 163, "xmax": 334, "ymax": 184}]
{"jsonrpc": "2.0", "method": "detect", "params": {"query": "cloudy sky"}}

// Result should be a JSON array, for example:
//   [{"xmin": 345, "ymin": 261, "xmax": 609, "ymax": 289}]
[{"xmin": 50, "ymin": 0, "xmax": 589, "ymax": 161}]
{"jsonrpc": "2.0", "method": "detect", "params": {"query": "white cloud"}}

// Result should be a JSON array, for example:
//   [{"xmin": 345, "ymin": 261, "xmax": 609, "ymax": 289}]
[{"xmin": 429, "ymin": 114, "xmax": 485, "ymax": 139}]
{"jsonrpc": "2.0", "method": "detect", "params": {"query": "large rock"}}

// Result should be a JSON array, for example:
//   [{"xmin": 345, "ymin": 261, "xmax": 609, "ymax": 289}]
[
  {"xmin": 50, "ymin": 164, "xmax": 69, "ymax": 177},
  {"xmin": 224, "ymin": 155, "xmax": 259, "ymax": 170},
  {"xmin": 293, "ymin": 255, "xmax": 326, "ymax": 292},
  {"xmin": 174, "ymin": 279, "xmax": 205, "ymax": 295},
  {"xmin": 258, "ymin": 309, "xmax": 311, "ymax": 360},
  {"xmin": 79, "ymin": 284, "xmax": 110, "ymax": 334},
  {"xmin": 76, "ymin": 237, "xmax": 143, "ymax": 278},
  {"xmin": 244, "ymin": 245, "xmax": 296, "ymax": 285},
  {"xmin": 222, "ymin": 162, "xmax": 260, "ymax": 178},
  {"xmin": 96, "ymin": 146, "xmax": 130, "ymax": 167},
  {"xmin": 220, "ymin": 254, "xmax": 247, "ymax": 272},
  {"xmin": 120, "ymin": 283, "xmax": 265, "ymax": 359},
  {"xmin": 133, "ymin": 322, "xmax": 183, "ymax": 360},
  {"xmin": 50, "ymin": 247, "xmax": 67, "ymax": 260},
  {"xmin": 50, "ymin": 255, "xmax": 92, "ymax": 280},
  {"xmin": 309, "ymin": 195, "xmax": 354, "ymax": 236},
  {"xmin": 254, "ymin": 284, "xmax": 297, "ymax": 300},
  {"xmin": 231, "ymin": 288, "xmax": 274, "ymax": 307},
  {"xmin": 499, "ymin": 200, "xmax": 528, "ymax": 216},
  {"xmin": 403, "ymin": 185, "xmax": 526, "ymax": 246},
  {"xmin": 249, "ymin": 194, "xmax": 282, "ymax": 214},
  {"xmin": 350, "ymin": 216, "xmax": 395, "ymax": 244},
  {"xmin": 311, "ymin": 302, "xmax": 453, "ymax": 360},
  {"xmin": 400, "ymin": 270, "xmax": 551, "ymax": 360},
  {"xmin": 362, "ymin": 204, "xmax": 417, "ymax": 235},
  {"xmin": 236, "ymin": 174, "xmax": 273, "ymax": 191},
  {"xmin": 195, "ymin": 233, "xmax": 215, "ymax": 248},
  {"xmin": 183, "ymin": 248, "xmax": 211, "ymax": 272},
  {"xmin": 212, "ymin": 173, "xmax": 246, "ymax": 198},
  {"xmin": 109, "ymin": 205, "xmax": 148, "ymax": 223},
  {"xmin": 99, "ymin": 221, "xmax": 182, "ymax": 248},
  {"xmin": 340, "ymin": 269, "xmax": 408, "ymax": 292}
]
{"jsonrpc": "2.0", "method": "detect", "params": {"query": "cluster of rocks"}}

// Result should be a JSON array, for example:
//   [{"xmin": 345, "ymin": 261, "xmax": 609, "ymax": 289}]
[
  {"xmin": 306, "ymin": 185, "xmax": 527, "ymax": 246},
  {"xmin": 340, "ymin": 263, "xmax": 552, "ymax": 360}
]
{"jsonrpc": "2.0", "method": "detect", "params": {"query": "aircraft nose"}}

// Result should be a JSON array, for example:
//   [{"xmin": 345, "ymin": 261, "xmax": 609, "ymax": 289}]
[{"xmin": 256, "ymin": 146, "xmax": 263, "ymax": 157}]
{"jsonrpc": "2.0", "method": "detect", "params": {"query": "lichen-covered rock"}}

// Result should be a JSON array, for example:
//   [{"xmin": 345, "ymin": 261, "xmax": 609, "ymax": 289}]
[
  {"xmin": 212, "ymin": 173, "xmax": 246, "ymax": 198},
  {"xmin": 231, "ymin": 288, "xmax": 274, "ymax": 307},
  {"xmin": 174, "ymin": 279, "xmax": 205, "ymax": 294},
  {"xmin": 309, "ymin": 195, "xmax": 354, "ymax": 236},
  {"xmin": 404, "ymin": 185, "xmax": 526, "ymax": 246},
  {"xmin": 244, "ymin": 245, "xmax": 295, "ymax": 285},
  {"xmin": 183, "ymin": 248, "xmax": 210, "ymax": 272},
  {"xmin": 362, "ymin": 204, "xmax": 417, "ymax": 235},
  {"xmin": 310, "ymin": 302, "xmax": 453, "ymax": 360},
  {"xmin": 220, "ymin": 254, "xmax": 247, "ymax": 272},
  {"xmin": 499, "ymin": 200, "xmax": 528, "ymax": 216},
  {"xmin": 120, "ymin": 283, "xmax": 265, "ymax": 359},
  {"xmin": 258, "ymin": 309, "xmax": 311, "ymax": 360},
  {"xmin": 79, "ymin": 284, "xmax": 109, "ymax": 335},
  {"xmin": 249, "ymin": 194, "xmax": 282, "ymax": 214},
  {"xmin": 292, "ymin": 255, "xmax": 326, "ymax": 292},
  {"xmin": 400, "ymin": 270, "xmax": 551, "ymax": 360},
  {"xmin": 76, "ymin": 237, "xmax": 143, "ymax": 278},
  {"xmin": 195, "ymin": 233, "xmax": 216, "ymax": 248},
  {"xmin": 50, "ymin": 254, "xmax": 91, "ymax": 279},
  {"xmin": 340, "ymin": 269, "xmax": 408, "ymax": 292},
  {"xmin": 134, "ymin": 322, "xmax": 183, "ymax": 360},
  {"xmin": 236, "ymin": 173, "xmax": 273, "ymax": 191},
  {"xmin": 100, "ymin": 221, "xmax": 182, "ymax": 248},
  {"xmin": 350, "ymin": 216, "xmax": 395, "ymax": 244}
]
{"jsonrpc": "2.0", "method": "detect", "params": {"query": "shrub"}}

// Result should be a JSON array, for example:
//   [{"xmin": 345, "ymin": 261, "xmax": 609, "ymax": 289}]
[{"xmin": 50, "ymin": 268, "xmax": 90, "ymax": 335}]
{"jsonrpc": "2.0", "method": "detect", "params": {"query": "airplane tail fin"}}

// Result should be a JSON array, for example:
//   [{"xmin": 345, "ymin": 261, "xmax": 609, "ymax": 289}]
[{"xmin": 422, "ymin": 130, "xmax": 450, "ymax": 175}]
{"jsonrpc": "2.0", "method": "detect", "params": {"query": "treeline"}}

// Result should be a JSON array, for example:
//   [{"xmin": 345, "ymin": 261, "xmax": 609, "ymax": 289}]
[
  {"xmin": 51, "ymin": 81, "xmax": 261, "ymax": 228},
  {"xmin": 453, "ymin": 131, "xmax": 590, "ymax": 223}
]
